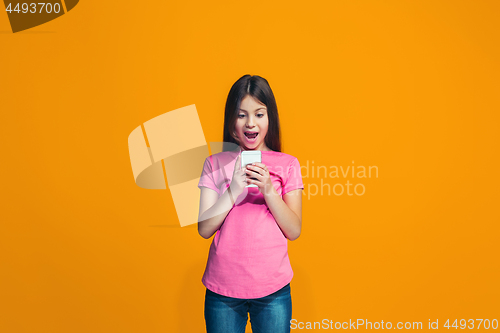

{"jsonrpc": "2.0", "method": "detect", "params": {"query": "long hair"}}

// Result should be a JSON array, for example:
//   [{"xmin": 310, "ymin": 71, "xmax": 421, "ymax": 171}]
[{"xmin": 222, "ymin": 75, "xmax": 282, "ymax": 152}]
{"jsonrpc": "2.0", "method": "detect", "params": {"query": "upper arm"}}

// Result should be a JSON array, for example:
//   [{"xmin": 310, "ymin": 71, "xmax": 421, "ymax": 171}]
[
  {"xmin": 282, "ymin": 158, "xmax": 304, "ymax": 219},
  {"xmin": 198, "ymin": 186, "xmax": 219, "ymax": 222},
  {"xmin": 282, "ymin": 189, "xmax": 302, "ymax": 224}
]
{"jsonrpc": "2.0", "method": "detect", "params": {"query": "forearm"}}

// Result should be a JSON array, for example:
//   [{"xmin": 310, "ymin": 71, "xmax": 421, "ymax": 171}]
[
  {"xmin": 264, "ymin": 189, "xmax": 301, "ymax": 241},
  {"xmin": 198, "ymin": 189, "xmax": 236, "ymax": 239}
]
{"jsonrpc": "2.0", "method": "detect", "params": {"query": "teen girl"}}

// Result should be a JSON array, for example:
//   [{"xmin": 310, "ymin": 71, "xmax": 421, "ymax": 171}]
[{"xmin": 197, "ymin": 74, "xmax": 304, "ymax": 333}]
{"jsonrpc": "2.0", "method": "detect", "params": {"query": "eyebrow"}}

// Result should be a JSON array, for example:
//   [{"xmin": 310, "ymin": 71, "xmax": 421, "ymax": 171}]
[{"xmin": 239, "ymin": 107, "xmax": 267, "ymax": 112}]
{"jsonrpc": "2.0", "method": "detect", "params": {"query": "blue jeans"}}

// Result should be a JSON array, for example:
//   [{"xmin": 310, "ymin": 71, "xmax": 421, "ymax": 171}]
[{"xmin": 204, "ymin": 283, "xmax": 292, "ymax": 333}]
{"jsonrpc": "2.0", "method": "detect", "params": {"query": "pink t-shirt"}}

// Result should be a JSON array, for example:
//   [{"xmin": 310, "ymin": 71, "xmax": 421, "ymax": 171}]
[{"xmin": 198, "ymin": 149, "xmax": 304, "ymax": 299}]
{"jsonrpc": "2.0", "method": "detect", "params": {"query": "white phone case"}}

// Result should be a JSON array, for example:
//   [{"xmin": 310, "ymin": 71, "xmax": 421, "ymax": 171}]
[{"xmin": 241, "ymin": 151, "xmax": 262, "ymax": 187}]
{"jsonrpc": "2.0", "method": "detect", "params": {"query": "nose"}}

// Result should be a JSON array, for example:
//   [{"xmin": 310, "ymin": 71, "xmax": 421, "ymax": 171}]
[{"xmin": 246, "ymin": 115, "xmax": 255, "ymax": 128}]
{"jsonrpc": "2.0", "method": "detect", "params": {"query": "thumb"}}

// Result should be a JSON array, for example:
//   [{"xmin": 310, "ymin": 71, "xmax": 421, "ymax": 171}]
[{"xmin": 235, "ymin": 153, "xmax": 241, "ymax": 170}]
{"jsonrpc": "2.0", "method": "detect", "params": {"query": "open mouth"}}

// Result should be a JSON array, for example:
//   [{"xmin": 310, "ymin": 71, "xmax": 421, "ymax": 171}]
[{"xmin": 244, "ymin": 132, "xmax": 259, "ymax": 142}]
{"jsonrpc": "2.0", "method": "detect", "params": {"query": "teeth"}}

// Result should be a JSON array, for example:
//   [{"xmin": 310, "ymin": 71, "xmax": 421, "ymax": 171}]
[{"xmin": 244, "ymin": 132, "xmax": 258, "ymax": 141}]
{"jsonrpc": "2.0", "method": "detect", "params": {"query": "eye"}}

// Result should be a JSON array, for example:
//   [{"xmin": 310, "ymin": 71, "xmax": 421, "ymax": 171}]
[
  {"xmin": 238, "ymin": 114, "xmax": 245, "ymax": 118},
  {"xmin": 257, "ymin": 114, "xmax": 264, "ymax": 118}
]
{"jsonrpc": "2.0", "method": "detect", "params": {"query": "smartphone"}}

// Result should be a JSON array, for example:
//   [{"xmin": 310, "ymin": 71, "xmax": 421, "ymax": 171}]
[{"xmin": 241, "ymin": 151, "xmax": 262, "ymax": 187}]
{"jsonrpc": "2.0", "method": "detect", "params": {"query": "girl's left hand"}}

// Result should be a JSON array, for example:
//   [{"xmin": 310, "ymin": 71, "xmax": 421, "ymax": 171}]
[{"xmin": 246, "ymin": 162, "xmax": 277, "ymax": 197}]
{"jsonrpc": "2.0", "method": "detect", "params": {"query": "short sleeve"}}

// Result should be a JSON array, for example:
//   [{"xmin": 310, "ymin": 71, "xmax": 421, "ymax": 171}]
[
  {"xmin": 282, "ymin": 158, "xmax": 304, "ymax": 195},
  {"xmin": 198, "ymin": 156, "xmax": 220, "ymax": 195}
]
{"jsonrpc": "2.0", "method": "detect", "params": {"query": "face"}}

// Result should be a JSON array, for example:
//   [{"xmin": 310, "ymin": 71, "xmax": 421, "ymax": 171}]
[{"xmin": 233, "ymin": 95, "xmax": 270, "ymax": 151}]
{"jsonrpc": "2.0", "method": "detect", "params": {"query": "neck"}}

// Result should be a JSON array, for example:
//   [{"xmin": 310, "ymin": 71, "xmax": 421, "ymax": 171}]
[{"xmin": 239, "ymin": 145, "xmax": 271, "ymax": 152}]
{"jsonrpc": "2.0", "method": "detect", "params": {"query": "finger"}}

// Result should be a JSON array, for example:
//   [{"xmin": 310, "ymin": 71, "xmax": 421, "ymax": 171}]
[
  {"xmin": 246, "ymin": 178, "xmax": 262, "ymax": 186},
  {"xmin": 251, "ymin": 162, "xmax": 266, "ymax": 168},
  {"xmin": 247, "ymin": 171, "xmax": 263, "ymax": 182},
  {"xmin": 246, "ymin": 167, "xmax": 263, "ymax": 177},
  {"xmin": 247, "ymin": 164, "xmax": 265, "ymax": 175},
  {"xmin": 250, "ymin": 163, "xmax": 268, "ymax": 174}
]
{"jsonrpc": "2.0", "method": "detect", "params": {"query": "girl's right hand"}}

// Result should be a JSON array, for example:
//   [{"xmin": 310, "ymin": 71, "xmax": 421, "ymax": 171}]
[{"xmin": 229, "ymin": 153, "xmax": 247, "ymax": 200}]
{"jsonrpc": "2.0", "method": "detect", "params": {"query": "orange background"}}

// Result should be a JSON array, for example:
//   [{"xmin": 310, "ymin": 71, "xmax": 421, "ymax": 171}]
[{"xmin": 1, "ymin": 1, "xmax": 499, "ymax": 332}]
